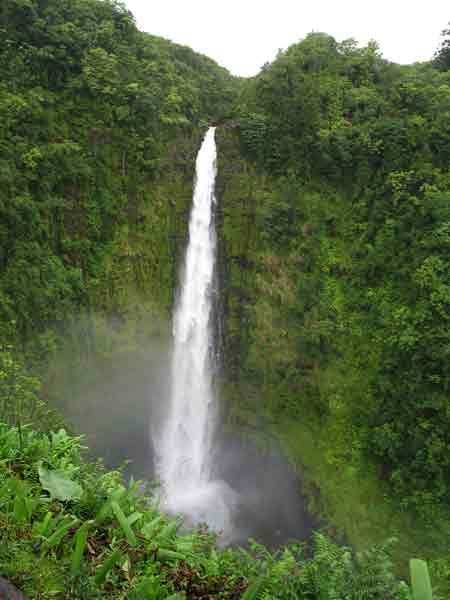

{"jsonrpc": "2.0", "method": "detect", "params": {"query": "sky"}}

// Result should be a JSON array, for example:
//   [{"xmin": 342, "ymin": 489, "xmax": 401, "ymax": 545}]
[{"xmin": 123, "ymin": 0, "xmax": 449, "ymax": 77}]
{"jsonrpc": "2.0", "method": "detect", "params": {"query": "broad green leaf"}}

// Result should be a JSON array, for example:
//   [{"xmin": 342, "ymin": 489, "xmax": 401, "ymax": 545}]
[
  {"xmin": 71, "ymin": 520, "xmax": 93, "ymax": 575},
  {"xmin": 410, "ymin": 559, "xmax": 433, "ymax": 600},
  {"xmin": 111, "ymin": 501, "xmax": 137, "ymax": 546},
  {"xmin": 38, "ymin": 464, "xmax": 82, "ymax": 501}
]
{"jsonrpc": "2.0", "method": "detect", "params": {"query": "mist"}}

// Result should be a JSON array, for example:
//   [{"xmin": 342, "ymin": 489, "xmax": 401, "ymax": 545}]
[{"xmin": 46, "ymin": 314, "xmax": 318, "ymax": 548}]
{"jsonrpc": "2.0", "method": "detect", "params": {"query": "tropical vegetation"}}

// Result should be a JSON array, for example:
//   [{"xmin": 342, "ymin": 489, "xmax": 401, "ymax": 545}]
[
  {"xmin": 0, "ymin": 423, "xmax": 431, "ymax": 599},
  {"xmin": 0, "ymin": 0, "xmax": 449, "ymax": 596}
]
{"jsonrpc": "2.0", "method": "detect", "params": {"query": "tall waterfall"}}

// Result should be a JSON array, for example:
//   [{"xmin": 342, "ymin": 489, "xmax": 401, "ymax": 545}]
[{"xmin": 157, "ymin": 127, "xmax": 234, "ymax": 534}]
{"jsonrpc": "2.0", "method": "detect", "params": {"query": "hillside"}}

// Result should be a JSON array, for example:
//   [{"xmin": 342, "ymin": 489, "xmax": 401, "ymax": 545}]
[
  {"xmin": 0, "ymin": 0, "xmax": 237, "ymax": 428},
  {"xmin": 216, "ymin": 31, "xmax": 450, "ymax": 578},
  {"xmin": 1, "ymin": 0, "xmax": 450, "ymax": 596}
]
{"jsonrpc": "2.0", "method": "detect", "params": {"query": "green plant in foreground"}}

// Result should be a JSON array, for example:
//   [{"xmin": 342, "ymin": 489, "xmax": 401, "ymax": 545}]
[
  {"xmin": 0, "ymin": 423, "xmax": 437, "ymax": 599},
  {"xmin": 410, "ymin": 559, "xmax": 433, "ymax": 600},
  {"xmin": 71, "ymin": 520, "xmax": 93, "ymax": 576}
]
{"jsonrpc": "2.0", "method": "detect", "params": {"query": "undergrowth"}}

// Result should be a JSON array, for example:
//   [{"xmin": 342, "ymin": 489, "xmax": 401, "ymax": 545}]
[{"xmin": 0, "ymin": 423, "xmax": 434, "ymax": 599}]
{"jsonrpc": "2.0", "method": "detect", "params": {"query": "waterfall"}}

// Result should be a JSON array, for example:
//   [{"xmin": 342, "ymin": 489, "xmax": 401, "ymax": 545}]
[{"xmin": 157, "ymin": 127, "xmax": 235, "ymax": 535}]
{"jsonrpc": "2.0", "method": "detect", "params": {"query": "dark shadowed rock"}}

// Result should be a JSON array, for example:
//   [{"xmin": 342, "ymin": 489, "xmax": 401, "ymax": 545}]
[{"xmin": 0, "ymin": 578, "xmax": 30, "ymax": 600}]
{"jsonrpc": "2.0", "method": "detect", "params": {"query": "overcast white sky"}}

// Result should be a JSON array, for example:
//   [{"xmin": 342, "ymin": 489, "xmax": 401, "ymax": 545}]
[{"xmin": 123, "ymin": 0, "xmax": 449, "ymax": 77}]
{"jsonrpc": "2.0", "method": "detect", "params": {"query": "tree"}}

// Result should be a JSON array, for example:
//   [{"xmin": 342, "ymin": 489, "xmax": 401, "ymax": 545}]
[{"xmin": 434, "ymin": 24, "xmax": 450, "ymax": 70}]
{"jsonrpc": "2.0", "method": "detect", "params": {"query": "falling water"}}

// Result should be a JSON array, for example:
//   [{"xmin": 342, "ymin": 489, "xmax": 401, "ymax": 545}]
[{"xmin": 157, "ymin": 127, "xmax": 235, "ymax": 535}]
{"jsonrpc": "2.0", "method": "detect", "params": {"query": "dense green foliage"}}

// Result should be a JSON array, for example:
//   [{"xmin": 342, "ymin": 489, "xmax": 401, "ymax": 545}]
[
  {"xmin": 1, "ymin": 0, "xmax": 449, "ymax": 595},
  {"xmin": 215, "ymin": 32, "xmax": 450, "ymax": 585},
  {"xmin": 0, "ymin": 0, "xmax": 236, "ymax": 396},
  {"xmin": 0, "ymin": 423, "xmax": 423, "ymax": 599},
  {"xmin": 219, "ymin": 31, "xmax": 450, "ymax": 520}
]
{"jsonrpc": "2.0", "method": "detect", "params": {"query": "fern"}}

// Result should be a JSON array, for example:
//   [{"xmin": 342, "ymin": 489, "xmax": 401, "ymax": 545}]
[
  {"xmin": 241, "ymin": 577, "xmax": 268, "ymax": 600},
  {"xmin": 155, "ymin": 518, "xmax": 182, "ymax": 546},
  {"xmin": 141, "ymin": 514, "xmax": 165, "ymax": 539}
]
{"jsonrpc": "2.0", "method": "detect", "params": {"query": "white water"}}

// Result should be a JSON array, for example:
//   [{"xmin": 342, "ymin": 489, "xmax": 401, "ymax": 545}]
[{"xmin": 157, "ymin": 127, "xmax": 235, "ymax": 535}]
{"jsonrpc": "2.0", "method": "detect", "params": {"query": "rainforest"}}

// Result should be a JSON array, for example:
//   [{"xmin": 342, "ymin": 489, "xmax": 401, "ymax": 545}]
[{"xmin": 0, "ymin": 0, "xmax": 449, "ymax": 598}]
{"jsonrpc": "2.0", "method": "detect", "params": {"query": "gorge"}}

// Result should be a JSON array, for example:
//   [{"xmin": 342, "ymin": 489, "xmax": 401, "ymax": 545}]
[{"xmin": 0, "ymin": 0, "xmax": 449, "ymax": 596}]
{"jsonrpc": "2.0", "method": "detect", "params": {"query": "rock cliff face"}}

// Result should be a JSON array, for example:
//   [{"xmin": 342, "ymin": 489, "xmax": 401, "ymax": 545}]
[{"xmin": 215, "ymin": 128, "xmax": 315, "ymax": 427}]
